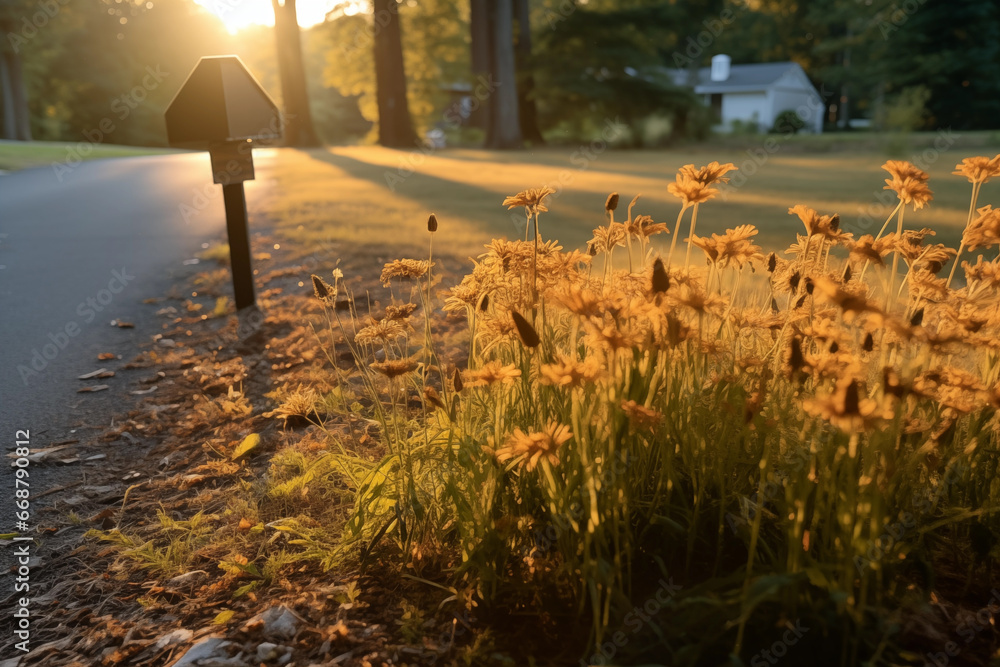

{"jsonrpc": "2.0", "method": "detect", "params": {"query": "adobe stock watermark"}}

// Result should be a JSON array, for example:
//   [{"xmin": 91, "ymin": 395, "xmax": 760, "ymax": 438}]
[
  {"xmin": 748, "ymin": 619, "xmax": 809, "ymax": 666},
  {"xmin": 526, "ymin": 455, "xmax": 635, "ymax": 557},
  {"xmin": 336, "ymin": 0, "xmax": 411, "ymax": 59},
  {"xmin": 383, "ymin": 74, "xmax": 500, "ymax": 192},
  {"xmin": 419, "ymin": 450, "xmax": 635, "ymax": 567},
  {"xmin": 178, "ymin": 112, "xmax": 289, "ymax": 223},
  {"xmin": 506, "ymin": 116, "xmax": 628, "ymax": 236},
  {"xmin": 5, "ymin": 0, "xmax": 70, "ymax": 53},
  {"xmin": 868, "ymin": 0, "xmax": 930, "ymax": 40},
  {"xmin": 850, "ymin": 128, "xmax": 957, "ymax": 236},
  {"xmin": 51, "ymin": 65, "xmax": 170, "ymax": 182},
  {"xmin": 725, "ymin": 448, "xmax": 809, "ymax": 536},
  {"xmin": 580, "ymin": 576, "xmax": 683, "ymax": 667},
  {"xmin": 11, "ymin": 429, "xmax": 33, "ymax": 654},
  {"xmin": 201, "ymin": 232, "xmax": 339, "ymax": 352},
  {"xmin": 671, "ymin": 0, "xmax": 752, "ymax": 68},
  {"xmin": 542, "ymin": 0, "xmax": 582, "ymax": 30},
  {"xmin": 715, "ymin": 84, "xmax": 835, "ymax": 202},
  {"xmin": 923, "ymin": 589, "xmax": 1000, "ymax": 666},
  {"xmin": 5, "ymin": 0, "xmax": 246, "ymax": 54},
  {"xmin": 199, "ymin": 0, "xmax": 248, "ymax": 19},
  {"xmin": 854, "ymin": 460, "xmax": 968, "ymax": 574},
  {"xmin": 16, "ymin": 267, "xmax": 135, "ymax": 385}
]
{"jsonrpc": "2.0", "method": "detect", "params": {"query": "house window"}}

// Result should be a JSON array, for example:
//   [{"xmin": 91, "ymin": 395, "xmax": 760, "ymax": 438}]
[{"xmin": 710, "ymin": 94, "xmax": 723, "ymax": 121}]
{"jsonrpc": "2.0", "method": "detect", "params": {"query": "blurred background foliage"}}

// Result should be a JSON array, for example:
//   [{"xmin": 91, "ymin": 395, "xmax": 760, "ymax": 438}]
[{"xmin": 0, "ymin": 0, "xmax": 998, "ymax": 147}]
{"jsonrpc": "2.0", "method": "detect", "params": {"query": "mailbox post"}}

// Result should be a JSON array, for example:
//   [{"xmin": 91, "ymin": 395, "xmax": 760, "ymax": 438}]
[
  {"xmin": 164, "ymin": 55, "xmax": 282, "ymax": 310},
  {"xmin": 220, "ymin": 179, "xmax": 255, "ymax": 309}
]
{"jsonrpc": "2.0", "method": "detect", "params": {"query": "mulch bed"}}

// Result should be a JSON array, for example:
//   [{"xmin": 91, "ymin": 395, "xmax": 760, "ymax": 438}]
[{"xmin": 0, "ymin": 234, "xmax": 553, "ymax": 667}]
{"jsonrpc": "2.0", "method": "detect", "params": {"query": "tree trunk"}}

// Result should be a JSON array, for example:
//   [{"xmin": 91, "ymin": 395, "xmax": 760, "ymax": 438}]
[
  {"xmin": 271, "ymin": 0, "xmax": 320, "ymax": 147},
  {"xmin": 0, "ymin": 51, "xmax": 17, "ymax": 140},
  {"xmin": 9, "ymin": 50, "xmax": 30, "ymax": 141},
  {"xmin": 485, "ymin": 0, "xmax": 521, "ymax": 149},
  {"xmin": 372, "ymin": 0, "xmax": 417, "ymax": 147},
  {"xmin": 0, "ymin": 28, "xmax": 32, "ymax": 142},
  {"xmin": 672, "ymin": 108, "xmax": 687, "ymax": 141},
  {"xmin": 469, "ymin": 0, "xmax": 492, "ymax": 131},
  {"xmin": 512, "ymin": 0, "xmax": 543, "ymax": 145},
  {"xmin": 838, "ymin": 36, "xmax": 851, "ymax": 130}
]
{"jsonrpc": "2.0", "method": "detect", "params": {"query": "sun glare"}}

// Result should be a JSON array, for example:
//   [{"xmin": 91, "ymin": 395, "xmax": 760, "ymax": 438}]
[{"xmin": 194, "ymin": 0, "xmax": 342, "ymax": 33}]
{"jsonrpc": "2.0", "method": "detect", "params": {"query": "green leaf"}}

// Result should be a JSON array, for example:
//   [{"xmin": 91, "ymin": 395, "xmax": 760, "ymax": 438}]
[
  {"xmin": 804, "ymin": 566, "xmax": 834, "ymax": 591},
  {"xmin": 232, "ymin": 580, "xmax": 261, "ymax": 599},
  {"xmin": 648, "ymin": 515, "xmax": 685, "ymax": 534},
  {"xmin": 213, "ymin": 610, "xmax": 235, "ymax": 625},
  {"xmin": 231, "ymin": 433, "xmax": 261, "ymax": 461}
]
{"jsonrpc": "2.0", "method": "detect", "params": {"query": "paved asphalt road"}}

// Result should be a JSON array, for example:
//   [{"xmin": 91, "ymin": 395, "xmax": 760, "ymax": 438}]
[{"xmin": 0, "ymin": 151, "xmax": 273, "ymax": 540}]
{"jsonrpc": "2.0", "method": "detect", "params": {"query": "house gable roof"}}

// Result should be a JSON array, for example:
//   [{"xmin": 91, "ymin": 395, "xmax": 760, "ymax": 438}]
[{"xmin": 669, "ymin": 62, "xmax": 815, "ymax": 95}]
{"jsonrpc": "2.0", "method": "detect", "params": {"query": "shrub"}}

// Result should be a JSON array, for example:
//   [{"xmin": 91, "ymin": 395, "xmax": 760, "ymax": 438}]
[
  {"xmin": 772, "ymin": 109, "xmax": 806, "ymax": 134},
  {"xmin": 729, "ymin": 117, "xmax": 761, "ymax": 135},
  {"xmin": 879, "ymin": 85, "xmax": 931, "ymax": 133}
]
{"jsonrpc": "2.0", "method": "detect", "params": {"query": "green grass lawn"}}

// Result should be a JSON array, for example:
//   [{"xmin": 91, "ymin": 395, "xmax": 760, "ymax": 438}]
[
  {"xmin": 265, "ymin": 133, "xmax": 1000, "ymax": 263},
  {"xmin": 7, "ymin": 136, "xmax": 997, "ymax": 263},
  {"xmin": 0, "ymin": 140, "xmax": 176, "ymax": 172}
]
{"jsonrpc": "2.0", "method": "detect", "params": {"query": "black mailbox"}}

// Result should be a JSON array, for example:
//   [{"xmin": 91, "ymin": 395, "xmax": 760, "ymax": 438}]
[
  {"xmin": 164, "ymin": 56, "xmax": 283, "ymax": 310},
  {"xmin": 165, "ymin": 55, "xmax": 281, "ymax": 150}
]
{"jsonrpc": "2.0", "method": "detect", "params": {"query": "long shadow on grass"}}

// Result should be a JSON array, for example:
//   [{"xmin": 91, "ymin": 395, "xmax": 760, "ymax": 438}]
[
  {"xmin": 306, "ymin": 151, "xmax": 958, "ymax": 253},
  {"xmin": 428, "ymin": 147, "xmax": 683, "ymax": 181},
  {"xmin": 301, "ymin": 148, "xmax": 517, "ymax": 237},
  {"xmin": 300, "ymin": 148, "xmax": 834, "ymax": 255},
  {"xmin": 300, "ymin": 148, "xmax": 613, "ymax": 251}
]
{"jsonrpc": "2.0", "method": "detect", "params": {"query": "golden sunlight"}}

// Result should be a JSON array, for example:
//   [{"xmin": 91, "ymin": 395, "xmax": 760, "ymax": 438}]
[{"xmin": 193, "ymin": 0, "xmax": 345, "ymax": 32}]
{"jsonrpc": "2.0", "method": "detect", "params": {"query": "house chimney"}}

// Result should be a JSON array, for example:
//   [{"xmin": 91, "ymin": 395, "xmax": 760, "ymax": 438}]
[{"xmin": 711, "ymin": 54, "xmax": 731, "ymax": 82}]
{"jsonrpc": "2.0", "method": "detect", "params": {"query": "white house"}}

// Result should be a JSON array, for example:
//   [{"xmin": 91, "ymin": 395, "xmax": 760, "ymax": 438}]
[{"xmin": 671, "ymin": 55, "xmax": 825, "ymax": 134}]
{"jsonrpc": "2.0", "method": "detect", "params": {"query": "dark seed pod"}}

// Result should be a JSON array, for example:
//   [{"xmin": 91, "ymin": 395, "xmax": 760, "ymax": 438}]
[
  {"xmin": 311, "ymin": 274, "xmax": 333, "ymax": 300},
  {"xmin": 427, "ymin": 213, "xmax": 438, "ymax": 233},
  {"xmin": 511, "ymin": 310, "xmax": 541, "ymax": 348},
  {"xmin": 829, "ymin": 341, "xmax": 839, "ymax": 353},
  {"xmin": 910, "ymin": 307, "xmax": 924, "ymax": 327},
  {"xmin": 789, "ymin": 271, "xmax": 801, "ymax": 292},
  {"xmin": 770, "ymin": 297, "xmax": 780, "ymax": 314},
  {"xmin": 767, "ymin": 253, "xmax": 777, "ymax": 273},
  {"xmin": 453, "ymin": 367, "xmax": 464, "ymax": 392},
  {"xmin": 605, "ymin": 192, "xmax": 619, "ymax": 212},
  {"xmin": 794, "ymin": 294, "xmax": 807, "ymax": 309},
  {"xmin": 651, "ymin": 258, "xmax": 670, "ymax": 294},
  {"xmin": 805, "ymin": 277, "xmax": 814, "ymax": 295},
  {"xmin": 862, "ymin": 332, "xmax": 874, "ymax": 352},
  {"xmin": 479, "ymin": 293, "xmax": 490, "ymax": 311},
  {"xmin": 829, "ymin": 214, "xmax": 841, "ymax": 232},
  {"xmin": 789, "ymin": 337, "xmax": 806, "ymax": 376},
  {"xmin": 843, "ymin": 380, "xmax": 860, "ymax": 415},
  {"xmin": 842, "ymin": 263, "xmax": 853, "ymax": 282}
]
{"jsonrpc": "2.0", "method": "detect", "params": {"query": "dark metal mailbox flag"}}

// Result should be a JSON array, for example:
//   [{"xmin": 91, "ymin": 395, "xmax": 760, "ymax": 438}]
[{"xmin": 164, "ymin": 55, "xmax": 282, "ymax": 310}]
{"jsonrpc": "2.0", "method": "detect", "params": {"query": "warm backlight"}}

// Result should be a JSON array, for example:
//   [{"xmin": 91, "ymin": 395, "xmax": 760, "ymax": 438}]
[{"xmin": 193, "ymin": 0, "xmax": 352, "ymax": 33}]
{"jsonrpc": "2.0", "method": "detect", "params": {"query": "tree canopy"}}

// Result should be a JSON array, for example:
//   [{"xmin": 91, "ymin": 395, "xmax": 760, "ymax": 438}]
[{"xmin": 3, "ymin": 0, "xmax": 998, "ymax": 146}]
